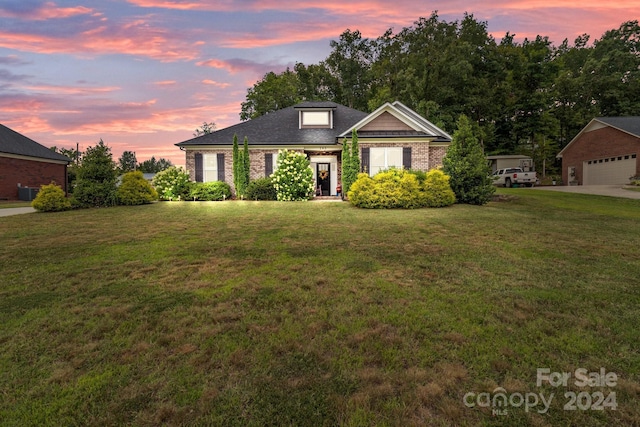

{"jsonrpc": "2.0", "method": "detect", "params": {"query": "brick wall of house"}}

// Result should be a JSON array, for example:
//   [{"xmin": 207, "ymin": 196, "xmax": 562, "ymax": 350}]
[
  {"xmin": 0, "ymin": 156, "xmax": 67, "ymax": 200},
  {"xmin": 429, "ymin": 146, "xmax": 447, "ymax": 169},
  {"xmin": 561, "ymin": 126, "xmax": 640, "ymax": 185},
  {"xmin": 187, "ymin": 148, "xmax": 290, "ymax": 195}
]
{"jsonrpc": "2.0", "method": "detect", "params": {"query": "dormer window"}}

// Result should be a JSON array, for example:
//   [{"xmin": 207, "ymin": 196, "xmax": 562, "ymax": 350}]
[{"xmin": 300, "ymin": 110, "xmax": 333, "ymax": 129}]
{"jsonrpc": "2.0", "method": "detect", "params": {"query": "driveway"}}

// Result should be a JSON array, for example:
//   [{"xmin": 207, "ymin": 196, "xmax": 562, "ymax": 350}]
[
  {"xmin": 532, "ymin": 185, "xmax": 640, "ymax": 199},
  {"xmin": 0, "ymin": 207, "xmax": 37, "ymax": 217}
]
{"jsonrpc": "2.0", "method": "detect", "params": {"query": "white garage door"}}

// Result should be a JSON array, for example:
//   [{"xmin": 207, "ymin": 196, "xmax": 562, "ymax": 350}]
[{"xmin": 583, "ymin": 154, "xmax": 637, "ymax": 185}]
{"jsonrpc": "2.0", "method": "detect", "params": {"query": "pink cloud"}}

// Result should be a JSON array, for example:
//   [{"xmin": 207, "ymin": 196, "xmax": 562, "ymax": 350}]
[
  {"xmin": 202, "ymin": 79, "xmax": 231, "ymax": 88},
  {"xmin": 0, "ymin": 2, "xmax": 94, "ymax": 21}
]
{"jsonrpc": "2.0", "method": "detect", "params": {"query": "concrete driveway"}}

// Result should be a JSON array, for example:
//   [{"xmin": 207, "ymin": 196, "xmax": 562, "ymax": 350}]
[
  {"xmin": 0, "ymin": 207, "xmax": 37, "ymax": 217},
  {"xmin": 532, "ymin": 185, "xmax": 640, "ymax": 199}
]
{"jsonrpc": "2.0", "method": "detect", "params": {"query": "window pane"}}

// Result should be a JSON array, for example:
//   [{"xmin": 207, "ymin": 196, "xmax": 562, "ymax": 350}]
[
  {"xmin": 302, "ymin": 111, "xmax": 329, "ymax": 125},
  {"xmin": 387, "ymin": 147, "xmax": 403, "ymax": 168},
  {"xmin": 203, "ymin": 154, "xmax": 217, "ymax": 182}
]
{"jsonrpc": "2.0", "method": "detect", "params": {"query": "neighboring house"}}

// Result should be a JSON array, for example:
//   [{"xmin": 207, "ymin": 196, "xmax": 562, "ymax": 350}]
[
  {"xmin": 0, "ymin": 124, "xmax": 71, "ymax": 200},
  {"xmin": 487, "ymin": 155, "xmax": 534, "ymax": 173},
  {"xmin": 176, "ymin": 101, "xmax": 452, "ymax": 196},
  {"xmin": 557, "ymin": 117, "xmax": 640, "ymax": 185}
]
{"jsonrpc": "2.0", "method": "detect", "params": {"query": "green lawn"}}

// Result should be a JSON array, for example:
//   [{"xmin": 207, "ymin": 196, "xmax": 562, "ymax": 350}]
[{"xmin": 1, "ymin": 189, "xmax": 638, "ymax": 426}]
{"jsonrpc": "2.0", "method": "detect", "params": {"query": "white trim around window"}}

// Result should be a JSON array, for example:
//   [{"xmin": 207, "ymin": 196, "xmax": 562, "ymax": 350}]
[{"xmin": 369, "ymin": 147, "xmax": 403, "ymax": 176}]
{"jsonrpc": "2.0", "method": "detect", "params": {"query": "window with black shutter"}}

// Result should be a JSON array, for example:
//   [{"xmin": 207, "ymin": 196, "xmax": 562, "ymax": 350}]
[
  {"xmin": 217, "ymin": 153, "xmax": 225, "ymax": 182},
  {"xmin": 403, "ymin": 147, "xmax": 412, "ymax": 170},
  {"xmin": 265, "ymin": 153, "xmax": 273, "ymax": 176},
  {"xmin": 194, "ymin": 153, "xmax": 203, "ymax": 182},
  {"xmin": 361, "ymin": 147, "xmax": 370, "ymax": 174}
]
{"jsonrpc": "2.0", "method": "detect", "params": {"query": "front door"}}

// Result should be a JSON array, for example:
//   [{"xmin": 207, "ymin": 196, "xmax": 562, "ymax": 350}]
[{"xmin": 317, "ymin": 163, "xmax": 330, "ymax": 196}]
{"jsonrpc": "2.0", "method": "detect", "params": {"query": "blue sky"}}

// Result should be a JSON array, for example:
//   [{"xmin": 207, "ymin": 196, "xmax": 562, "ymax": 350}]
[{"xmin": 0, "ymin": 0, "xmax": 637, "ymax": 166}]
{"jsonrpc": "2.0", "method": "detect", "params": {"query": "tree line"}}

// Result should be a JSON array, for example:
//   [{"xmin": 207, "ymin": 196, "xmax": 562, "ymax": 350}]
[{"xmin": 240, "ymin": 12, "xmax": 640, "ymax": 175}]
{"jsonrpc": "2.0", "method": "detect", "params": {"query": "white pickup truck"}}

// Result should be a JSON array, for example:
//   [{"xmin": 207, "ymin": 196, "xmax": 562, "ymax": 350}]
[{"xmin": 492, "ymin": 168, "xmax": 537, "ymax": 187}]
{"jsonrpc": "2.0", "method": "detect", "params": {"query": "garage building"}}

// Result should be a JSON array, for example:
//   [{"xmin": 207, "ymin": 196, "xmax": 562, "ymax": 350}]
[{"xmin": 557, "ymin": 117, "xmax": 640, "ymax": 185}]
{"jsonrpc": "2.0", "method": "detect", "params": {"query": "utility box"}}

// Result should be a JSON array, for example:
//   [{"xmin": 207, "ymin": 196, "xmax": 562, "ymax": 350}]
[{"xmin": 18, "ymin": 186, "xmax": 39, "ymax": 201}]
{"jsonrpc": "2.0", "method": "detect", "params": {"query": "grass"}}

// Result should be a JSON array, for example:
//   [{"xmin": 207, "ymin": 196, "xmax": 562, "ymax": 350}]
[
  {"xmin": 1, "ymin": 189, "xmax": 639, "ymax": 426},
  {"xmin": 0, "ymin": 201, "xmax": 32, "ymax": 209}
]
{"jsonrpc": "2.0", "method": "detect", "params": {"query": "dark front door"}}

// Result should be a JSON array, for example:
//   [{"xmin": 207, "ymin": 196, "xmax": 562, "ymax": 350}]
[{"xmin": 317, "ymin": 163, "xmax": 330, "ymax": 196}]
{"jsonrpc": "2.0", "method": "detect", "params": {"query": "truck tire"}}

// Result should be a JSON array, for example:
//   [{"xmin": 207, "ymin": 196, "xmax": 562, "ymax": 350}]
[{"xmin": 505, "ymin": 178, "xmax": 512, "ymax": 188}]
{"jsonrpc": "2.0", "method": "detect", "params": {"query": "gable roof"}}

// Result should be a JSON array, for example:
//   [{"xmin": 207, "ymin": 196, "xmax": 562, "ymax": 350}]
[
  {"xmin": 558, "ymin": 117, "xmax": 640, "ymax": 157},
  {"xmin": 339, "ymin": 101, "xmax": 452, "ymax": 142},
  {"xmin": 176, "ymin": 103, "xmax": 369, "ymax": 147},
  {"xmin": 0, "ymin": 124, "xmax": 71, "ymax": 162}
]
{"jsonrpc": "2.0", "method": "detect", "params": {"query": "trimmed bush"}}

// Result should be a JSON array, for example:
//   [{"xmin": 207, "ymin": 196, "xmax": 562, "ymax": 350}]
[
  {"xmin": 117, "ymin": 171, "xmax": 158, "ymax": 205},
  {"xmin": 423, "ymin": 169, "xmax": 456, "ymax": 207},
  {"xmin": 272, "ymin": 150, "xmax": 314, "ymax": 201},
  {"xmin": 152, "ymin": 166, "xmax": 191, "ymax": 200},
  {"xmin": 246, "ymin": 178, "xmax": 277, "ymax": 200},
  {"xmin": 32, "ymin": 183, "xmax": 71, "ymax": 212},
  {"xmin": 189, "ymin": 181, "xmax": 232, "ymax": 201},
  {"xmin": 348, "ymin": 168, "xmax": 455, "ymax": 209}
]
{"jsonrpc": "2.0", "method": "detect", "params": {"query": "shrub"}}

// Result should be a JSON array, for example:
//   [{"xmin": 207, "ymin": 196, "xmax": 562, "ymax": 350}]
[
  {"xmin": 73, "ymin": 139, "xmax": 118, "ymax": 207},
  {"xmin": 630, "ymin": 176, "xmax": 640, "ymax": 186},
  {"xmin": 423, "ymin": 169, "xmax": 456, "ymax": 207},
  {"xmin": 117, "ymin": 171, "xmax": 158, "ymax": 205},
  {"xmin": 271, "ymin": 150, "xmax": 314, "ymax": 201},
  {"xmin": 442, "ymin": 115, "xmax": 495, "ymax": 205},
  {"xmin": 152, "ymin": 166, "xmax": 191, "ymax": 200},
  {"xmin": 189, "ymin": 181, "xmax": 232, "ymax": 201},
  {"xmin": 246, "ymin": 178, "xmax": 277, "ymax": 200},
  {"xmin": 349, "ymin": 169, "xmax": 426, "ymax": 209},
  {"xmin": 31, "ymin": 182, "xmax": 71, "ymax": 212},
  {"xmin": 348, "ymin": 168, "xmax": 456, "ymax": 209}
]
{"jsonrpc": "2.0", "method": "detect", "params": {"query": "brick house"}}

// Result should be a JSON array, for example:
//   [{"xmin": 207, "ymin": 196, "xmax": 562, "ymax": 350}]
[
  {"xmin": 0, "ymin": 124, "xmax": 71, "ymax": 200},
  {"xmin": 557, "ymin": 117, "xmax": 640, "ymax": 185},
  {"xmin": 176, "ymin": 101, "xmax": 451, "ymax": 195}
]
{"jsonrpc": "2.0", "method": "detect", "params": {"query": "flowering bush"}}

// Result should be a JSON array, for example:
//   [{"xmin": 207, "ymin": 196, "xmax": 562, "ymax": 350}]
[
  {"xmin": 152, "ymin": 166, "xmax": 191, "ymax": 200},
  {"xmin": 271, "ymin": 150, "xmax": 314, "ymax": 201}
]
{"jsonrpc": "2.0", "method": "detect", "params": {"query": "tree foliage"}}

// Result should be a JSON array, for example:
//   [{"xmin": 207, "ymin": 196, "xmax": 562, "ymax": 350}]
[
  {"xmin": 138, "ymin": 156, "xmax": 173, "ymax": 173},
  {"xmin": 442, "ymin": 115, "xmax": 495, "ymax": 205},
  {"xmin": 118, "ymin": 151, "xmax": 137, "ymax": 173},
  {"xmin": 117, "ymin": 171, "xmax": 158, "ymax": 205},
  {"xmin": 193, "ymin": 122, "xmax": 216, "ymax": 137},
  {"xmin": 241, "ymin": 15, "xmax": 640, "ymax": 177},
  {"xmin": 73, "ymin": 139, "xmax": 118, "ymax": 208}
]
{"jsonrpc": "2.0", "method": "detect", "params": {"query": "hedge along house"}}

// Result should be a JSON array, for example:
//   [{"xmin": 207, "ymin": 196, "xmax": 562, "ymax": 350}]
[
  {"xmin": 0, "ymin": 123, "xmax": 71, "ymax": 200},
  {"xmin": 176, "ymin": 101, "xmax": 452, "ymax": 196},
  {"xmin": 557, "ymin": 117, "xmax": 640, "ymax": 185}
]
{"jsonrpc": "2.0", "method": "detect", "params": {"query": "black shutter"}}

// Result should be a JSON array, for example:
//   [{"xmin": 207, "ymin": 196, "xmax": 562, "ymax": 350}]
[
  {"xmin": 217, "ymin": 153, "xmax": 225, "ymax": 182},
  {"xmin": 361, "ymin": 147, "xmax": 370, "ymax": 174},
  {"xmin": 403, "ymin": 147, "xmax": 412, "ymax": 170},
  {"xmin": 265, "ymin": 153, "xmax": 273, "ymax": 176},
  {"xmin": 194, "ymin": 153, "xmax": 203, "ymax": 182}
]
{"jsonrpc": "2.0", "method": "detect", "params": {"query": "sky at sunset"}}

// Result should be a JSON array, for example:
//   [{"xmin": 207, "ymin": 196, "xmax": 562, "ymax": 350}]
[{"xmin": 1, "ymin": 1, "xmax": 638, "ymax": 167}]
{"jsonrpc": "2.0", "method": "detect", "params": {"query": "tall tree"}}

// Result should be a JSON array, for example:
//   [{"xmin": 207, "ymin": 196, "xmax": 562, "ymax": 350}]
[
  {"xmin": 138, "ymin": 156, "xmax": 172, "ymax": 173},
  {"xmin": 240, "ymin": 69, "xmax": 301, "ymax": 121},
  {"xmin": 350, "ymin": 129, "xmax": 360, "ymax": 176},
  {"xmin": 442, "ymin": 115, "xmax": 495, "ymax": 205},
  {"xmin": 232, "ymin": 134, "xmax": 240, "ymax": 193},
  {"xmin": 73, "ymin": 139, "xmax": 118, "ymax": 207},
  {"xmin": 193, "ymin": 122, "xmax": 216, "ymax": 137},
  {"xmin": 118, "ymin": 150, "xmax": 137, "ymax": 173},
  {"xmin": 341, "ymin": 138, "xmax": 352, "ymax": 197}
]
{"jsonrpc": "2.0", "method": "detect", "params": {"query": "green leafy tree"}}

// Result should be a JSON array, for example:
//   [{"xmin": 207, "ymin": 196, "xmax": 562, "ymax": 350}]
[
  {"xmin": 240, "ymin": 69, "xmax": 301, "ymax": 121},
  {"xmin": 272, "ymin": 150, "xmax": 314, "ymax": 201},
  {"xmin": 232, "ymin": 134, "xmax": 240, "ymax": 193},
  {"xmin": 73, "ymin": 139, "xmax": 118, "ymax": 208},
  {"xmin": 340, "ymin": 138, "xmax": 351, "ymax": 197},
  {"xmin": 32, "ymin": 182, "xmax": 71, "ymax": 212},
  {"xmin": 193, "ymin": 121, "xmax": 216, "ymax": 137},
  {"xmin": 138, "ymin": 156, "xmax": 173, "ymax": 173},
  {"xmin": 350, "ymin": 129, "xmax": 360, "ymax": 176},
  {"xmin": 118, "ymin": 151, "xmax": 137, "ymax": 173},
  {"xmin": 442, "ymin": 115, "xmax": 495, "ymax": 205},
  {"xmin": 117, "ymin": 171, "xmax": 158, "ymax": 205},
  {"xmin": 151, "ymin": 166, "xmax": 191, "ymax": 200},
  {"xmin": 242, "ymin": 137, "xmax": 250, "ymax": 197}
]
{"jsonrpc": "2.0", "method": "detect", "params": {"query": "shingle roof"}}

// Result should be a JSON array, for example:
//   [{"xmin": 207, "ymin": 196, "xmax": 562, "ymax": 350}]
[
  {"xmin": 0, "ymin": 123, "xmax": 71, "ymax": 162},
  {"xmin": 596, "ymin": 117, "xmax": 640, "ymax": 138},
  {"xmin": 176, "ymin": 103, "xmax": 369, "ymax": 147}
]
